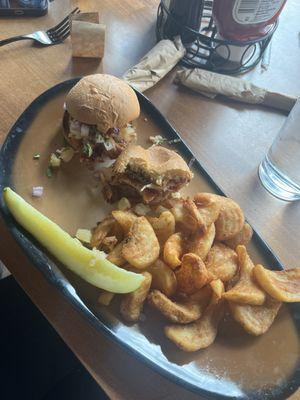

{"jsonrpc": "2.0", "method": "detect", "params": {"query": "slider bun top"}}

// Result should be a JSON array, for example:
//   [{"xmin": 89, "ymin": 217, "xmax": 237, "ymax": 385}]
[
  {"xmin": 65, "ymin": 74, "xmax": 140, "ymax": 133},
  {"xmin": 113, "ymin": 145, "xmax": 193, "ymax": 182}
]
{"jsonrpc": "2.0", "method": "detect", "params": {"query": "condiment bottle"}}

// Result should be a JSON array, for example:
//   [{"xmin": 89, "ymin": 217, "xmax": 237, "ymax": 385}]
[{"xmin": 213, "ymin": 0, "xmax": 287, "ymax": 42}]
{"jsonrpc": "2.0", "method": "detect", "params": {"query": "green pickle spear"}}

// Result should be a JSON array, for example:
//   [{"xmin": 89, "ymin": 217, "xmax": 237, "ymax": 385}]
[{"xmin": 3, "ymin": 187, "xmax": 144, "ymax": 293}]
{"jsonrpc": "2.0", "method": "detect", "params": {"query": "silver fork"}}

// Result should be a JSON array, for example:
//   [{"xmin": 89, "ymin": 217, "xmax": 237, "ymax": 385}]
[{"xmin": 0, "ymin": 8, "xmax": 80, "ymax": 48}]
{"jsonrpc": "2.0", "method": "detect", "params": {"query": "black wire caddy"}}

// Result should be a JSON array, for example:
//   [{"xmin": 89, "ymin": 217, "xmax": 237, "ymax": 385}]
[{"xmin": 156, "ymin": 0, "xmax": 278, "ymax": 74}]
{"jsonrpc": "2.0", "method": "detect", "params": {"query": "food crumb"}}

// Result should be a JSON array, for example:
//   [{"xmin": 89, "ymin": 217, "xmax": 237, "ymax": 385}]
[
  {"xmin": 144, "ymin": 117, "xmax": 148, "ymax": 122},
  {"xmin": 46, "ymin": 166, "xmax": 53, "ymax": 178},
  {"xmin": 171, "ymin": 192, "xmax": 181, "ymax": 199},
  {"xmin": 118, "ymin": 197, "xmax": 131, "ymax": 211},
  {"xmin": 32, "ymin": 186, "xmax": 44, "ymax": 197},
  {"xmin": 98, "ymin": 291, "xmax": 114, "ymax": 306},
  {"xmin": 149, "ymin": 135, "xmax": 165, "ymax": 146},
  {"xmin": 59, "ymin": 147, "xmax": 74, "ymax": 163},
  {"xmin": 75, "ymin": 229, "xmax": 92, "ymax": 244},
  {"xmin": 49, "ymin": 153, "xmax": 61, "ymax": 168},
  {"xmin": 188, "ymin": 157, "xmax": 196, "ymax": 169},
  {"xmin": 149, "ymin": 135, "xmax": 181, "ymax": 146}
]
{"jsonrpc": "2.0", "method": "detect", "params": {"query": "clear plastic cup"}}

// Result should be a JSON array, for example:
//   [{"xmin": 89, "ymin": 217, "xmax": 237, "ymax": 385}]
[{"xmin": 258, "ymin": 99, "xmax": 300, "ymax": 201}]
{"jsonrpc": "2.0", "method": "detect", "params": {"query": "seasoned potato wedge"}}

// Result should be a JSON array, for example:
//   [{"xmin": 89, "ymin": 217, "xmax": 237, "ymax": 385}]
[
  {"xmin": 187, "ymin": 285, "xmax": 213, "ymax": 303},
  {"xmin": 148, "ymin": 288, "xmax": 210, "ymax": 323},
  {"xmin": 253, "ymin": 264, "xmax": 300, "ymax": 302},
  {"xmin": 215, "ymin": 197, "xmax": 244, "ymax": 241},
  {"xmin": 163, "ymin": 232, "xmax": 184, "ymax": 269},
  {"xmin": 165, "ymin": 302, "xmax": 225, "ymax": 351},
  {"xmin": 91, "ymin": 216, "xmax": 115, "ymax": 248},
  {"xmin": 122, "ymin": 216, "xmax": 160, "ymax": 269},
  {"xmin": 98, "ymin": 291, "xmax": 115, "ymax": 306},
  {"xmin": 148, "ymin": 259, "xmax": 177, "ymax": 297},
  {"xmin": 205, "ymin": 242, "xmax": 238, "ymax": 282},
  {"xmin": 170, "ymin": 199, "xmax": 202, "ymax": 233},
  {"xmin": 165, "ymin": 281, "xmax": 225, "ymax": 351},
  {"xmin": 147, "ymin": 211, "xmax": 175, "ymax": 246},
  {"xmin": 109, "ymin": 220, "xmax": 125, "ymax": 242},
  {"xmin": 223, "ymin": 245, "xmax": 266, "ymax": 305},
  {"xmin": 197, "ymin": 194, "xmax": 245, "ymax": 241},
  {"xmin": 101, "ymin": 236, "xmax": 118, "ymax": 253},
  {"xmin": 120, "ymin": 272, "xmax": 152, "ymax": 322},
  {"xmin": 175, "ymin": 253, "xmax": 209, "ymax": 295},
  {"xmin": 107, "ymin": 242, "xmax": 126, "ymax": 267},
  {"xmin": 224, "ymin": 222, "xmax": 253, "ymax": 249},
  {"xmin": 210, "ymin": 279, "xmax": 224, "ymax": 303},
  {"xmin": 112, "ymin": 210, "xmax": 137, "ymax": 234},
  {"xmin": 193, "ymin": 192, "xmax": 221, "ymax": 231},
  {"xmin": 188, "ymin": 223, "xmax": 215, "ymax": 260},
  {"xmin": 229, "ymin": 295, "xmax": 281, "ymax": 336}
]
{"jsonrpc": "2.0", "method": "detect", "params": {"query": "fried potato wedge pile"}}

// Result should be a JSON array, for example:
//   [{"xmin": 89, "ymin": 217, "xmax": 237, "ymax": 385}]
[{"xmin": 80, "ymin": 190, "xmax": 300, "ymax": 352}]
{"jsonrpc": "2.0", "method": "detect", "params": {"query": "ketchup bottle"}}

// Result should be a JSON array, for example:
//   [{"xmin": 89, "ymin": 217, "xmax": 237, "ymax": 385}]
[{"xmin": 213, "ymin": 0, "xmax": 287, "ymax": 42}]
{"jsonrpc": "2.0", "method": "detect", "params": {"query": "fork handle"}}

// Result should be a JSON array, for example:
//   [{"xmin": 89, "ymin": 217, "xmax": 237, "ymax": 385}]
[{"xmin": 0, "ymin": 35, "xmax": 31, "ymax": 47}]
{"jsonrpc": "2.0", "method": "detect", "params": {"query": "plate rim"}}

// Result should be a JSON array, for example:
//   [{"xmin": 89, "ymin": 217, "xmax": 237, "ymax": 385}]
[{"xmin": 0, "ymin": 78, "xmax": 299, "ymax": 400}]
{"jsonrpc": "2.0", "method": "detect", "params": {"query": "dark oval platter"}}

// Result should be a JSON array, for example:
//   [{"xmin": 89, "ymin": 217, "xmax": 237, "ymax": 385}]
[{"xmin": 0, "ymin": 78, "xmax": 299, "ymax": 400}]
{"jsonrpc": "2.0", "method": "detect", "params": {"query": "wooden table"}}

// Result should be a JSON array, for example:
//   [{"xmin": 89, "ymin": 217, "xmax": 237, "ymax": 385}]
[{"xmin": 0, "ymin": 1, "xmax": 299, "ymax": 399}]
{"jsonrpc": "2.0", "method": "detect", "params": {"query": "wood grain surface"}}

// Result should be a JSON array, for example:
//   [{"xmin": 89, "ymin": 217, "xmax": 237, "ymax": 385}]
[{"xmin": 0, "ymin": 0, "xmax": 299, "ymax": 399}]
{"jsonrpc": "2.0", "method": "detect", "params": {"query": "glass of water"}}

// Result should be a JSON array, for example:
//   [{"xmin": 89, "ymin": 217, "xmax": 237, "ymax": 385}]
[{"xmin": 258, "ymin": 99, "xmax": 300, "ymax": 201}]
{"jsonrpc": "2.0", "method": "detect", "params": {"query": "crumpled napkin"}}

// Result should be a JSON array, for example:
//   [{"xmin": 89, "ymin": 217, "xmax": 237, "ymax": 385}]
[
  {"xmin": 175, "ymin": 68, "xmax": 297, "ymax": 112},
  {"xmin": 123, "ymin": 36, "xmax": 186, "ymax": 92}
]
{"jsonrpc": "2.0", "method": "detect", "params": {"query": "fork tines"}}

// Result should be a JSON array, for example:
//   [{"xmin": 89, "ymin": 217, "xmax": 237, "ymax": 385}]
[{"xmin": 47, "ymin": 7, "xmax": 80, "ymax": 43}]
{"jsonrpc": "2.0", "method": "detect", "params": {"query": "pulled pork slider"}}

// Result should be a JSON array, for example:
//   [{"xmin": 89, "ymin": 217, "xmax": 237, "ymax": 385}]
[
  {"xmin": 103, "ymin": 145, "xmax": 193, "ymax": 204},
  {"xmin": 63, "ymin": 74, "xmax": 140, "ymax": 168}
]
